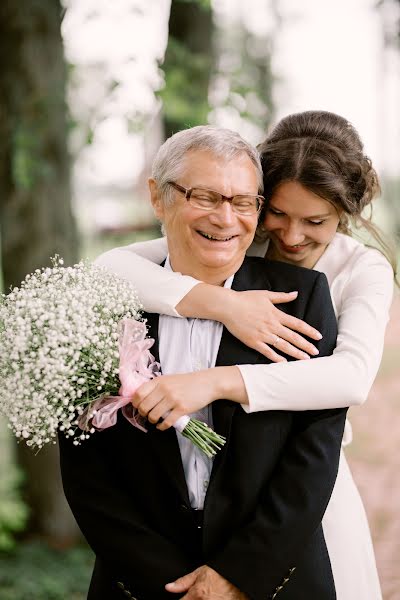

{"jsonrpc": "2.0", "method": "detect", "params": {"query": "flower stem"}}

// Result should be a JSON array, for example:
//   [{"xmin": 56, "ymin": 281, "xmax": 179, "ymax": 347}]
[{"xmin": 181, "ymin": 418, "xmax": 226, "ymax": 458}]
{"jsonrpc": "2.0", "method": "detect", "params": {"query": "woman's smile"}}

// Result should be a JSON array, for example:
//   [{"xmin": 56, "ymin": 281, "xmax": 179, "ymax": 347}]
[
  {"xmin": 276, "ymin": 239, "xmax": 311, "ymax": 254},
  {"xmin": 263, "ymin": 181, "xmax": 341, "ymax": 269}
]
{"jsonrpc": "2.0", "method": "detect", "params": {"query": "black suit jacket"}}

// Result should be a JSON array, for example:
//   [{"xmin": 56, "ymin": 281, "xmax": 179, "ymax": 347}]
[{"xmin": 59, "ymin": 257, "xmax": 347, "ymax": 600}]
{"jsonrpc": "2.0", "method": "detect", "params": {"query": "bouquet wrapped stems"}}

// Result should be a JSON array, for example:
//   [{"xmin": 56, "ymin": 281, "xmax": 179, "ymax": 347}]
[
  {"xmin": 0, "ymin": 258, "xmax": 226, "ymax": 457},
  {"xmin": 77, "ymin": 318, "xmax": 226, "ymax": 457},
  {"xmin": 174, "ymin": 416, "xmax": 226, "ymax": 458}
]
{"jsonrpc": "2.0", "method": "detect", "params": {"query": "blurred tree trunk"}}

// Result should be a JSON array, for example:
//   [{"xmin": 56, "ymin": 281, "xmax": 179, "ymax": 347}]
[
  {"xmin": 0, "ymin": 1, "xmax": 80, "ymax": 543},
  {"xmin": 134, "ymin": 1, "xmax": 214, "ymax": 210},
  {"xmin": 162, "ymin": 0, "xmax": 214, "ymax": 138}
]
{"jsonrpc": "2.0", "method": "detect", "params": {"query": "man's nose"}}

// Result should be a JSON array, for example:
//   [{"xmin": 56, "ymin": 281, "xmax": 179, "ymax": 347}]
[
  {"xmin": 280, "ymin": 222, "xmax": 305, "ymax": 245},
  {"xmin": 208, "ymin": 199, "xmax": 236, "ymax": 226}
]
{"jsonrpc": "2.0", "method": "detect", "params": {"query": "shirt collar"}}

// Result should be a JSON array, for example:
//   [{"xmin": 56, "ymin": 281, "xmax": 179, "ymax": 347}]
[{"xmin": 165, "ymin": 255, "xmax": 234, "ymax": 290}]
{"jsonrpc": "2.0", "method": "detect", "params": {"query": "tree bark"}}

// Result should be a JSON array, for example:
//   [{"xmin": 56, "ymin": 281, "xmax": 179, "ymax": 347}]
[{"xmin": 0, "ymin": 1, "xmax": 80, "ymax": 543}]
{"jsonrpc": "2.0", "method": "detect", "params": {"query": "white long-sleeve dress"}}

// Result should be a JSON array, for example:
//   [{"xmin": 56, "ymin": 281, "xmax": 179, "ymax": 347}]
[{"xmin": 95, "ymin": 232, "xmax": 394, "ymax": 600}]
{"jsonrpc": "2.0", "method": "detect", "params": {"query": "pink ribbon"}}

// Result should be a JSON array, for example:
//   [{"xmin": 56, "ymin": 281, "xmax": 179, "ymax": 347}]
[{"xmin": 78, "ymin": 319, "xmax": 159, "ymax": 433}]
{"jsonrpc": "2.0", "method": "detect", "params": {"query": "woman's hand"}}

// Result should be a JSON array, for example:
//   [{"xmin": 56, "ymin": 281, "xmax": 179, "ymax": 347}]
[
  {"xmin": 176, "ymin": 284, "xmax": 322, "ymax": 363},
  {"xmin": 131, "ymin": 366, "xmax": 247, "ymax": 429},
  {"xmin": 222, "ymin": 289, "xmax": 322, "ymax": 363}
]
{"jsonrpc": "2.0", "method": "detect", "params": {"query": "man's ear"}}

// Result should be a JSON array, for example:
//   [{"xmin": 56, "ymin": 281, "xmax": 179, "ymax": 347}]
[{"xmin": 148, "ymin": 179, "xmax": 165, "ymax": 221}]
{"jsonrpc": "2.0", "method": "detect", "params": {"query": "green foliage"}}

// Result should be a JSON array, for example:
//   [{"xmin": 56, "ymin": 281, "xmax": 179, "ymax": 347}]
[
  {"xmin": 178, "ymin": 0, "xmax": 211, "ymax": 9},
  {"xmin": 0, "ymin": 541, "xmax": 93, "ymax": 600},
  {"xmin": 0, "ymin": 426, "xmax": 28, "ymax": 552},
  {"xmin": 382, "ymin": 175, "xmax": 400, "ymax": 232},
  {"xmin": 12, "ymin": 126, "xmax": 41, "ymax": 191},
  {"xmin": 160, "ymin": 0, "xmax": 213, "ymax": 136},
  {"xmin": 161, "ymin": 0, "xmax": 276, "ymax": 138},
  {"xmin": 159, "ymin": 38, "xmax": 211, "ymax": 128},
  {"xmin": 212, "ymin": 25, "xmax": 275, "ymax": 133},
  {"xmin": 11, "ymin": 124, "xmax": 53, "ymax": 191}
]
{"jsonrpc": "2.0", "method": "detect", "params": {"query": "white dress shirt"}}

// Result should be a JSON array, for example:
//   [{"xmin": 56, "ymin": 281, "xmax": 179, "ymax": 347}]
[{"xmin": 158, "ymin": 257, "xmax": 234, "ymax": 509}]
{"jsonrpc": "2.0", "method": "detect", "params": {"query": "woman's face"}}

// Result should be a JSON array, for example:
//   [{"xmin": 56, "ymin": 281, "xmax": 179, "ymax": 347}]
[{"xmin": 263, "ymin": 181, "xmax": 341, "ymax": 269}]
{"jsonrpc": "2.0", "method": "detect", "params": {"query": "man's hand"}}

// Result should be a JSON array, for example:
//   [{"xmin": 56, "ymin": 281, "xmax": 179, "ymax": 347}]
[{"xmin": 165, "ymin": 565, "xmax": 248, "ymax": 599}]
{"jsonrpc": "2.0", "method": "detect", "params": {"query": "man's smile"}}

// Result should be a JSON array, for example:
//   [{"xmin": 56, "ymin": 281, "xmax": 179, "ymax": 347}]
[{"xmin": 197, "ymin": 230, "xmax": 238, "ymax": 242}]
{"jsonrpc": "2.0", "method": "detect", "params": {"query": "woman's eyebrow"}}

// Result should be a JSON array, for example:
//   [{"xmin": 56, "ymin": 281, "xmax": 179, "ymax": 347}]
[
  {"xmin": 304, "ymin": 213, "xmax": 331, "ymax": 219},
  {"xmin": 269, "ymin": 204, "xmax": 331, "ymax": 219}
]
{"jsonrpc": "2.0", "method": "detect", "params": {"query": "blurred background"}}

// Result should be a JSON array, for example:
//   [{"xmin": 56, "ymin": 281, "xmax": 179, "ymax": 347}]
[{"xmin": 0, "ymin": 0, "xmax": 399, "ymax": 598}]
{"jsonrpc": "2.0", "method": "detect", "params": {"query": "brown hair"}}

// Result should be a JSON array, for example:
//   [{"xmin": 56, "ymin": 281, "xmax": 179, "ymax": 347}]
[{"xmin": 257, "ymin": 110, "xmax": 397, "ymax": 277}]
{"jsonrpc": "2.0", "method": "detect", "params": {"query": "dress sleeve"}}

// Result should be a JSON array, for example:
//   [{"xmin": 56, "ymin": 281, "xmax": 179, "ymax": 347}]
[
  {"xmin": 94, "ymin": 237, "xmax": 200, "ymax": 317},
  {"xmin": 239, "ymin": 251, "xmax": 394, "ymax": 411}
]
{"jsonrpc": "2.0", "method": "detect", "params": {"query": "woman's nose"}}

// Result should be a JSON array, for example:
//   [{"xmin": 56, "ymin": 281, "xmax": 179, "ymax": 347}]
[{"xmin": 280, "ymin": 223, "xmax": 305, "ymax": 246}]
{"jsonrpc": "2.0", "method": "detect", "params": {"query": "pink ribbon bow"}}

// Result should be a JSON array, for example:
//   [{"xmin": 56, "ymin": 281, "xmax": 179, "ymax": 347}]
[{"xmin": 78, "ymin": 319, "xmax": 159, "ymax": 433}]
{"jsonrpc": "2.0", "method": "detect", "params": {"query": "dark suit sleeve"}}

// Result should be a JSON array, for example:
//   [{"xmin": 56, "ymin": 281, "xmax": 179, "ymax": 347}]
[
  {"xmin": 208, "ymin": 272, "xmax": 347, "ymax": 600},
  {"xmin": 59, "ymin": 429, "xmax": 190, "ymax": 599}
]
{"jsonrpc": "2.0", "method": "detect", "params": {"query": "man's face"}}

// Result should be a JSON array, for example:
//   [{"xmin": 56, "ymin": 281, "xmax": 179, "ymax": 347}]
[{"xmin": 150, "ymin": 150, "xmax": 259, "ymax": 284}]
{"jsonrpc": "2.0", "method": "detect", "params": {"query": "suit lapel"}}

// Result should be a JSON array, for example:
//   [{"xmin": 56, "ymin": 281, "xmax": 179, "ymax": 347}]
[
  {"xmin": 144, "ymin": 258, "xmax": 273, "ymax": 507},
  {"xmin": 144, "ymin": 312, "xmax": 191, "ymax": 507},
  {"xmin": 217, "ymin": 256, "xmax": 272, "ymax": 375},
  {"xmin": 209, "ymin": 258, "xmax": 273, "ymax": 482}
]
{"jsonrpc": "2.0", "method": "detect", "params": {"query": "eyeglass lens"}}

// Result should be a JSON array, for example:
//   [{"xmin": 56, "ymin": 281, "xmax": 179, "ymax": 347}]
[{"xmin": 190, "ymin": 188, "xmax": 261, "ymax": 214}]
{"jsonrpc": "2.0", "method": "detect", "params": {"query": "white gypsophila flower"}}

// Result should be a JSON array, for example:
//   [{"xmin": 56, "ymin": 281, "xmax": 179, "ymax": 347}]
[{"xmin": 0, "ymin": 257, "xmax": 143, "ymax": 449}]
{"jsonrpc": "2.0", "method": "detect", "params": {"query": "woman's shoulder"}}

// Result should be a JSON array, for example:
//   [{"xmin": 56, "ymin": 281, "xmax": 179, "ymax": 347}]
[
  {"xmin": 329, "ymin": 232, "xmax": 390, "ymax": 263},
  {"xmin": 317, "ymin": 233, "xmax": 392, "ymax": 284}
]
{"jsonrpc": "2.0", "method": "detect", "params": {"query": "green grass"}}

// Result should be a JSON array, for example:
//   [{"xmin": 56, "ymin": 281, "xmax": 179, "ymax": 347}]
[
  {"xmin": 0, "ymin": 420, "xmax": 28, "ymax": 552},
  {"xmin": 0, "ymin": 541, "xmax": 94, "ymax": 600}
]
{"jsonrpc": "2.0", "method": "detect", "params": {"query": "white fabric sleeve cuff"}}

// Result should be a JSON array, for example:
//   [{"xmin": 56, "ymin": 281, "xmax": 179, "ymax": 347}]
[{"xmin": 237, "ymin": 364, "xmax": 269, "ymax": 413}]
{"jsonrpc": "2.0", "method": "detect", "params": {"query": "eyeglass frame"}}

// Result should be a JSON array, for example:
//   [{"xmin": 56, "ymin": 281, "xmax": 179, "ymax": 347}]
[{"xmin": 167, "ymin": 181, "xmax": 265, "ymax": 215}]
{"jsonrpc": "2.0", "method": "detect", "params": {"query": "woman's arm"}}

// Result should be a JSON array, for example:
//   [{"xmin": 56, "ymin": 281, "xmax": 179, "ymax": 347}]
[
  {"xmin": 95, "ymin": 238, "xmax": 321, "ymax": 359},
  {"xmin": 132, "ymin": 251, "xmax": 394, "ymax": 424},
  {"xmin": 94, "ymin": 237, "xmax": 198, "ymax": 316},
  {"xmin": 240, "ymin": 251, "xmax": 394, "ymax": 411}
]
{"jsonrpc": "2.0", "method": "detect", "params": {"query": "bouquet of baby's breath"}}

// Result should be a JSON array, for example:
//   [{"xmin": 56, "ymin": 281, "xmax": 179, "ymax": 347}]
[{"xmin": 0, "ymin": 258, "xmax": 225, "ymax": 457}]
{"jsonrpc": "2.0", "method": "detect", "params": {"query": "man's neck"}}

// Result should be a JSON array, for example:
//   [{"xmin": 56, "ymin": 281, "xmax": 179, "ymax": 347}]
[{"xmin": 167, "ymin": 256, "xmax": 243, "ymax": 286}]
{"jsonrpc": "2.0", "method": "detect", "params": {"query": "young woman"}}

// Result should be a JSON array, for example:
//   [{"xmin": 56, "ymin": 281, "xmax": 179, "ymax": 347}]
[{"xmin": 96, "ymin": 111, "xmax": 396, "ymax": 599}]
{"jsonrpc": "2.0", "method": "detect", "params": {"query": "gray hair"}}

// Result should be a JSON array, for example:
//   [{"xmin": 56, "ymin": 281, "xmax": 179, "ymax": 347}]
[{"xmin": 151, "ymin": 125, "xmax": 263, "ymax": 205}]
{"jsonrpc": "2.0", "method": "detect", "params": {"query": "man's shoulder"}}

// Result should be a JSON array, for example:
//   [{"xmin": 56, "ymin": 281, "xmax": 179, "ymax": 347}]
[{"xmin": 239, "ymin": 256, "xmax": 325, "ymax": 292}]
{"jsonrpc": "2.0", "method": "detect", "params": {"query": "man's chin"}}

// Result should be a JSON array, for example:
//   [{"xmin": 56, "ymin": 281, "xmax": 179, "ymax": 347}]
[{"xmin": 196, "ymin": 249, "xmax": 247, "ymax": 272}]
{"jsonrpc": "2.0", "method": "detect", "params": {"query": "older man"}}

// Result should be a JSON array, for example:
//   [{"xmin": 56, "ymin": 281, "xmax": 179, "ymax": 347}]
[{"xmin": 59, "ymin": 126, "xmax": 346, "ymax": 600}]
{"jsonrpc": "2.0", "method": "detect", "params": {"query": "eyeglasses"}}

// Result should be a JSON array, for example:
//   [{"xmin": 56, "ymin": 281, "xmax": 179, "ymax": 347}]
[{"xmin": 167, "ymin": 181, "xmax": 264, "ymax": 216}]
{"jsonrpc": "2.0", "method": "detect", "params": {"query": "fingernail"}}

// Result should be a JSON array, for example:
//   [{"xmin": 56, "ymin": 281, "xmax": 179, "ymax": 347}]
[
  {"xmin": 302, "ymin": 354, "xmax": 311, "ymax": 360},
  {"xmin": 316, "ymin": 332, "xmax": 322, "ymax": 339},
  {"xmin": 311, "ymin": 348, "xmax": 319, "ymax": 355}
]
